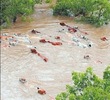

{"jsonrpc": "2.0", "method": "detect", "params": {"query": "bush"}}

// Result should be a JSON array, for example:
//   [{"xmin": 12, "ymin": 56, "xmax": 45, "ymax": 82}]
[
  {"xmin": 56, "ymin": 66, "xmax": 110, "ymax": 100},
  {"xmin": 53, "ymin": 0, "xmax": 110, "ymax": 26},
  {"xmin": 35, "ymin": 0, "xmax": 42, "ymax": 4},
  {"xmin": 53, "ymin": 0, "xmax": 73, "ymax": 16},
  {"xmin": 45, "ymin": 0, "xmax": 52, "ymax": 3},
  {"xmin": 0, "ymin": 0, "xmax": 36, "ymax": 26},
  {"xmin": 34, "ymin": 0, "xmax": 52, "ymax": 4}
]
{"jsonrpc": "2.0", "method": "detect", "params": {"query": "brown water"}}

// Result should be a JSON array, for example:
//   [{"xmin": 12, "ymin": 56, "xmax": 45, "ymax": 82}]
[{"xmin": 1, "ymin": 4, "xmax": 110, "ymax": 100}]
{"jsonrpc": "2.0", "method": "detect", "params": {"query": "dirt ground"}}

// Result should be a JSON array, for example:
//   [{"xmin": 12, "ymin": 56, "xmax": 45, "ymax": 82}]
[{"xmin": 1, "ymin": 5, "xmax": 110, "ymax": 100}]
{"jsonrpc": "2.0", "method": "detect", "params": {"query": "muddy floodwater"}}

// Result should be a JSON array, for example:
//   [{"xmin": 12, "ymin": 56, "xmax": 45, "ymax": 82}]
[{"xmin": 1, "ymin": 4, "xmax": 110, "ymax": 100}]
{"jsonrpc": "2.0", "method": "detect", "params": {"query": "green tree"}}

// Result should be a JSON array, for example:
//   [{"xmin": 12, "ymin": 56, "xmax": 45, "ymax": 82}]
[
  {"xmin": 56, "ymin": 66, "xmax": 110, "ymax": 100},
  {"xmin": 53, "ymin": 0, "xmax": 110, "ymax": 26},
  {"xmin": 0, "ymin": 0, "xmax": 36, "ymax": 26}
]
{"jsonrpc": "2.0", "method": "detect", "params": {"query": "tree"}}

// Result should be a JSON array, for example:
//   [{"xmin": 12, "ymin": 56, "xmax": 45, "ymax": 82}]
[
  {"xmin": 56, "ymin": 66, "xmax": 110, "ymax": 100},
  {"xmin": 0, "ymin": 0, "xmax": 36, "ymax": 26},
  {"xmin": 53, "ymin": 0, "xmax": 110, "ymax": 26}
]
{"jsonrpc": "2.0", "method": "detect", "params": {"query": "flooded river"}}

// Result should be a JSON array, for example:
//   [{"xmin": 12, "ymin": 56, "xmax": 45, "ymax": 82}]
[{"xmin": 1, "ymin": 4, "xmax": 110, "ymax": 100}]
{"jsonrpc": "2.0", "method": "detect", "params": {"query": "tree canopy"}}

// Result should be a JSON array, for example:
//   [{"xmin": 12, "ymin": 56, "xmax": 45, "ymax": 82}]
[{"xmin": 56, "ymin": 66, "xmax": 110, "ymax": 100}]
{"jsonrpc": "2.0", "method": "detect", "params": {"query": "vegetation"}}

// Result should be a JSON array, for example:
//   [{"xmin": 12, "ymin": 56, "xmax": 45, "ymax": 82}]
[
  {"xmin": 45, "ymin": 0, "xmax": 52, "ymax": 3},
  {"xmin": 34, "ymin": 0, "xmax": 52, "ymax": 4},
  {"xmin": 1, "ymin": 0, "xmax": 110, "ymax": 27},
  {"xmin": 56, "ymin": 66, "xmax": 110, "ymax": 100},
  {"xmin": 0, "ymin": 0, "xmax": 36, "ymax": 27},
  {"xmin": 35, "ymin": 0, "xmax": 42, "ymax": 4},
  {"xmin": 0, "ymin": 0, "xmax": 53, "ymax": 27},
  {"xmin": 53, "ymin": 0, "xmax": 110, "ymax": 26}
]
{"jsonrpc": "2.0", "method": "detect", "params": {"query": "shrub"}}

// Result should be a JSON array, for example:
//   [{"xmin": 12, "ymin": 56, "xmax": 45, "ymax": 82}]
[
  {"xmin": 53, "ymin": 0, "xmax": 73, "ymax": 16},
  {"xmin": 53, "ymin": 0, "xmax": 110, "ymax": 26},
  {"xmin": 35, "ymin": 0, "xmax": 42, "ymax": 4},
  {"xmin": 56, "ymin": 66, "xmax": 110, "ymax": 100},
  {"xmin": 45, "ymin": 0, "xmax": 52, "ymax": 3},
  {"xmin": 34, "ymin": 0, "xmax": 52, "ymax": 4},
  {"xmin": 0, "ymin": 0, "xmax": 36, "ymax": 26}
]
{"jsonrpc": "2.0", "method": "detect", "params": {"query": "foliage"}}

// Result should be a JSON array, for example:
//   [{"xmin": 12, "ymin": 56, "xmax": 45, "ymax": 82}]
[
  {"xmin": 53, "ymin": 0, "xmax": 110, "ymax": 26},
  {"xmin": 56, "ymin": 66, "xmax": 110, "ymax": 100},
  {"xmin": 35, "ymin": 0, "xmax": 42, "ymax": 4},
  {"xmin": 0, "ymin": 0, "xmax": 36, "ymax": 26},
  {"xmin": 45, "ymin": 0, "xmax": 52, "ymax": 3},
  {"xmin": 34, "ymin": 0, "xmax": 52, "ymax": 4},
  {"xmin": 53, "ymin": 0, "xmax": 72, "ymax": 16}
]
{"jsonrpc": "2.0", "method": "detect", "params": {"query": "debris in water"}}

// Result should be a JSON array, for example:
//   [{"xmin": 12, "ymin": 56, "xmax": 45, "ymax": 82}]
[
  {"xmin": 97, "ymin": 60, "xmax": 102, "ymax": 64},
  {"xmin": 55, "ymin": 36, "xmax": 60, "ymax": 40},
  {"xmin": 72, "ymin": 37, "xmax": 79, "ymax": 42},
  {"xmin": 74, "ymin": 26, "xmax": 78, "ymax": 29},
  {"xmin": 60, "ymin": 22, "xmax": 66, "ymax": 26},
  {"xmin": 31, "ymin": 49, "xmax": 48, "ymax": 62},
  {"xmin": 84, "ymin": 55, "xmax": 90, "ymax": 60},
  {"xmin": 58, "ymin": 29, "xmax": 64, "ymax": 32},
  {"xmin": 60, "ymin": 22, "xmax": 77, "ymax": 33},
  {"xmin": 88, "ymin": 44, "xmax": 92, "ymax": 47},
  {"xmin": 37, "ymin": 87, "xmax": 46, "ymax": 95},
  {"xmin": 39, "ymin": 39, "xmax": 62, "ymax": 46},
  {"xmin": 80, "ymin": 35, "xmax": 88, "ymax": 41},
  {"xmin": 48, "ymin": 41, "xmax": 62, "ymax": 46},
  {"xmin": 68, "ymin": 27, "xmax": 77, "ymax": 33},
  {"xmin": 31, "ymin": 29, "xmax": 41, "ymax": 34},
  {"xmin": 78, "ymin": 29, "xmax": 88, "ymax": 35},
  {"xmin": 87, "ymin": 41, "xmax": 93, "ymax": 48},
  {"xmin": 77, "ymin": 42, "xmax": 87, "ymax": 48},
  {"xmin": 9, "ymin": 41, "xmax": 18, "ymax": 46},
  {"xmin": 39, "ymin": 39, "xmax": 47, "ymax": 43},
  {"xmin": 60, "ymin": 22, "xmax": 88, "ymax": 34},
  {"xmin": 0, "ymin": 36, "xmax": 13, "ymax": 40},
  {"xmin": 19, "ymin": 78, "xmax": 27, "ymax": 84},
  {"xmin": 101, "ymin": 37, "xmax": 108, "ymax": 41},
  {"xmin": 31, "ymin": 48, "xmax": 37, "ymax": 54},
  {"xmin": 2, "ymin": 33, "xmax": 8, "ymax": 36}
]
